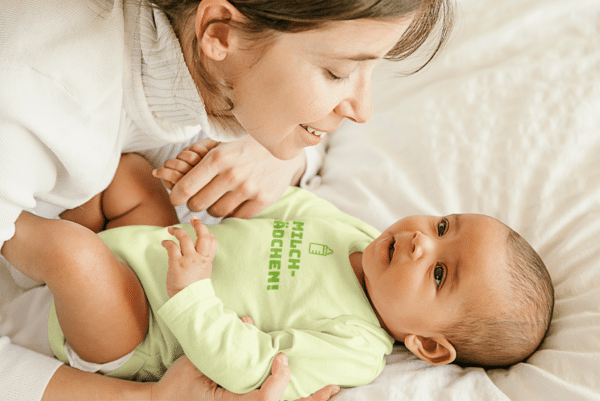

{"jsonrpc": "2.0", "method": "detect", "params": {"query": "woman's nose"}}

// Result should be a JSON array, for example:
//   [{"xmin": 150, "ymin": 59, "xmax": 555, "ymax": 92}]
[
  {"xmin": 410, "ymin": 231, "xmax": 432, "ymax": 261},
  {"xmin": 335, "ymin": 77, "xmax": 372, "ymax": 124}
]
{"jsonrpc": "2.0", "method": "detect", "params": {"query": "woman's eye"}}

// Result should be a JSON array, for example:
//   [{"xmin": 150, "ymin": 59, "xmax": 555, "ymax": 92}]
[
  {"xmin": 434, "ymin": 264, "xmax": 445, "ymax": 287},
  {"xmin": 437, "ymin": 218, "xmax": 448, "ymax": 237},
  {"xmin": 325, "ymin": 70, "xmax": 348, "ymax": 81}
]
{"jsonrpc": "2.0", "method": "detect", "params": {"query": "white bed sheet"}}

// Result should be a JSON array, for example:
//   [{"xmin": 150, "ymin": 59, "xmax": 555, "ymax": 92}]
[
  {"xmin": 1, "ymin": 0, "xmax": 598, "ymax": 399},
  {"xmin": 307, "ymin": 0, "xmax": 600, "ymax": 399}
]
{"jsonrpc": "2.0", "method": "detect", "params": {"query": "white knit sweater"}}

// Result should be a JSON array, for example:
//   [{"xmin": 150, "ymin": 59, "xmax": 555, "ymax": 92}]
[{"xmin": 0, "ymin": 0, "xmax": 323, "ymax": 398}]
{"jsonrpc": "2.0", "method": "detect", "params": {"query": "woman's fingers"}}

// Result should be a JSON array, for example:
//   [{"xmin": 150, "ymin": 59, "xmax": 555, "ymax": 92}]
[
  {"xmin": 186, "ymin": 139, "xmax": 221, "ymax": 158},
  {"xmin": 152, "ymin": 139, "xmax": 220, "ymax": 192},
  {"xmin": 251, "ymin": 354, "xmax": 291, "ymax": 401},
  {"xmin": 176, "ymin": 149, "xmax": 202, "ymax": 166},
  {"xmin": 152, "ymin": 167, "xmax": 184, "ymax": 190},
  {"xmin": 217, "ymin": 198, "xmax": 268, "ymax": 220},
  {"xmin": 164, "ymin": 158, "xmax": 193, "ymax": 174},
  {"xmin": 169, "ymin": 140, "xmax": 223, "ymax": 207},
  {"xmin": 152, "ymin": 156, "xmax": 194, "ymax": 189},
  {"xmin": 169, "ymin": 156, "xmax": 221, "ymax": 207}
]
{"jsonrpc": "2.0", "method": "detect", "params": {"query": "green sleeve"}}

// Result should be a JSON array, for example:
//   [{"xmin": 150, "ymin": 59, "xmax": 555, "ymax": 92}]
[{"xmin": 158, "ymin": 279, "xmax": 386, "ymax": 400}]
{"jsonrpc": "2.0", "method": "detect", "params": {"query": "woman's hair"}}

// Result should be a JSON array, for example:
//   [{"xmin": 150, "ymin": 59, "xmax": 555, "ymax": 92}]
[
  {"xmin": 150, "ymin": 0, "xmax": 455, "ymax": 115},
  {"xmin": 442, "ymin": 228, "xmax": 554, "ymax": 368}
]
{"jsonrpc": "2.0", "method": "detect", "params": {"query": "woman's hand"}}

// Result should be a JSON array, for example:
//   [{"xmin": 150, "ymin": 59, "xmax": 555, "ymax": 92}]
[
  {"xmin": 150, "ymin": 317, "xmax": 341, "ymax": 401},
  {"xmin": 152, "ymin": 136, "xmax": 306, "ymax": 219},
  {"xmin": 43, "ymin": 353, "xmax": 339, "ymax": 401},
  {"xmin": 152, "ymin": 353, "xmax": 341, "ymax": 401}
]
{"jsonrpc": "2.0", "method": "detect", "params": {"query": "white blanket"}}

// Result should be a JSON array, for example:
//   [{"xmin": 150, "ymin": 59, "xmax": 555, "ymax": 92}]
[{"xmin": 308, "ymin": 0, "xmax": 600, "ymax": 399}]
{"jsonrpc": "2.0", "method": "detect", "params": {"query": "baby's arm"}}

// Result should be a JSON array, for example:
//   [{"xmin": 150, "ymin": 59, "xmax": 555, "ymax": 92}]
[
  {"xmin": 162, "ymin": 217, "xmax": 218, "ymax": 298},
  {"xmin": 160, "ymin": 293, "xmax": 382, "ymax": 400}
]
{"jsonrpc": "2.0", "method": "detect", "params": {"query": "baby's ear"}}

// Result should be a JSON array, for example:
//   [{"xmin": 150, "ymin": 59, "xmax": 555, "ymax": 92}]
[
  {"xmin": 194, "ymin": 0, "xmax": 244, "ymax": 61},
  {"xmin": 404, "ymin": 334, "xmax": 456, "ymax": 365}
]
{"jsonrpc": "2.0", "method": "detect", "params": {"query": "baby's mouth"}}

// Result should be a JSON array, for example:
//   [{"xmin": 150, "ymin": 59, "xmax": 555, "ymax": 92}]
[{"xmin": 388, "ymin": 240, "xmax": 395, "ymax": 262}]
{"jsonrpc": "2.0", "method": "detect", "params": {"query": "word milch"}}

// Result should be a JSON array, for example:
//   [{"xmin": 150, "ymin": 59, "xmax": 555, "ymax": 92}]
[{"xmin": 266, "ymin": 220, "xmax": 304, "ymax": 290}]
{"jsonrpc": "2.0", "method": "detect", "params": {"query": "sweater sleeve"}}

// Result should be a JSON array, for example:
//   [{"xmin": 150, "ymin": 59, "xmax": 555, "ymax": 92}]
[
  {"xmin": 0, "ymin": 337, "xmax": 63, "ymax": 401},
  {"xmin": 158, "ymin": 280, "xmax": 386, "ymax": 400},
  {"xmin": 0, "ymin": 122, "xmax": 59, "ymax": 250},
  {"xmin": 0, "ymin": 67, "xmax": 107, "ymax": 249},
  {"xmin": 0, "ymin": 63, "xmax": 122, "ymax": 250}
]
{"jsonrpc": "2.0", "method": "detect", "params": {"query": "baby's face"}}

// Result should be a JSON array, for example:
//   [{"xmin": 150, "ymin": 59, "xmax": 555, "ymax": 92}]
[{"xmin": 362, "ymin": 214, "xmax": 510, "ymax": 341}]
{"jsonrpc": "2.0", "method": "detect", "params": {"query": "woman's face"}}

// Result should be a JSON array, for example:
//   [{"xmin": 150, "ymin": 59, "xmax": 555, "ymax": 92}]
[{"xmin": 223, "ymin": 17, "xmax": 412, "ymax": 160}]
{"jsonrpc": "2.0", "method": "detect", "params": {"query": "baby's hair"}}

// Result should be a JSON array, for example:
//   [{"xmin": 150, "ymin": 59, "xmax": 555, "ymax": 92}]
[
  {"xmin": 442, "ymin": 227, "xmax": 554, "ymax": 368},
  {"xmin": 150, "ymin": 0, "xmax": 455, "ymax": 116}
]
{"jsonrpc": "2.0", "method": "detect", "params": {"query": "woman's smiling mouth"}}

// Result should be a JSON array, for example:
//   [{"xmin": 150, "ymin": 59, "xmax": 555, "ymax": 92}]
[
  {"xmin": 298, "ymin": 124, "xmax": 328, "ymax": 147},
  {"xmin": 300, "ymin": 124, "xmax": 328, "ymax": 138}
]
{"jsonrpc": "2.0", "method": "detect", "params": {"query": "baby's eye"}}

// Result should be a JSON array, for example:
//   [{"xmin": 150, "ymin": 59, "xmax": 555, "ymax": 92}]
[
  {"xmin": 434, "ymin": 264, "xmax": 445, "ymax": 287},
  {"xmin": 437, "ymin": 218, "xmax": 448, "ymax": 237}
]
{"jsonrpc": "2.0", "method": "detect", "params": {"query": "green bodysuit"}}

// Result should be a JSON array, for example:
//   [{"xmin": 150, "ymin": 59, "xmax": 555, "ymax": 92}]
[{"xmin": 49, "ymin": 188, "xmax": 394, "ymax": 400}]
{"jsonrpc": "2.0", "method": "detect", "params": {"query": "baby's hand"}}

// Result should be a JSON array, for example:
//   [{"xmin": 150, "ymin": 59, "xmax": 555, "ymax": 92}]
[
  {"xmin": 152, "ymin": 139, "xmax": 220, "ymax": 190},
  {"xmin": 162, "ymin": 217, "xmax": 218, "ymax": 298}
]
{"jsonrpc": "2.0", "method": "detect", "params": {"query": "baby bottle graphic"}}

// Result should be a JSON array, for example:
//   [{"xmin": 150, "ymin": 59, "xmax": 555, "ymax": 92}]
[{"xmin": 309, "ymin": 243, "xmax": 333, "ymax": 256}]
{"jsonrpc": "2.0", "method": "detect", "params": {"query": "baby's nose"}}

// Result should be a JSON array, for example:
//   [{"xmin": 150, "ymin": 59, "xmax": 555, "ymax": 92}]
[{"xmin": 410, "ymin": 231, "xmax": 431, "ymax": 260}]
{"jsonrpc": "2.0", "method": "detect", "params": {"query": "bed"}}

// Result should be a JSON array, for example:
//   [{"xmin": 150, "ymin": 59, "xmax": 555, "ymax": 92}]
[
  {"xmin": 1, "ymin": 0, "xmax": 599, "ymax": 399},
  {"xmin": 305, "ymin": 0, "xmax": 600, "ymax": 399}
]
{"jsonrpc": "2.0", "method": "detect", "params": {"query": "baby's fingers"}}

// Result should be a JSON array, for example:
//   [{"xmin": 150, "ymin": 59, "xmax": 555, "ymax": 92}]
[
  {"xmin": 161, "ymin": 239, "xmax": 182, "ymax": 259},
  {"xmin": 167, "ymin": 226, "xmax": 197, "ymax": 256},
  {"xmin": 191, "ymin": 217, "xmax": 218, "ymax": 258}
]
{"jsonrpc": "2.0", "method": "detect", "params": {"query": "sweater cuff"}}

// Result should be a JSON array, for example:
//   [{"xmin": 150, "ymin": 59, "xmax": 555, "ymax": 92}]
[{"xmin": 0, "ymin": 337, "xmax": 63, "ymax": 401}]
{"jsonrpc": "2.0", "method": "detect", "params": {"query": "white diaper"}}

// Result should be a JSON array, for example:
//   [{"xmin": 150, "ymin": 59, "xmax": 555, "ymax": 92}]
[{"xmin": 64, "ymin": 342, "xmax": 134, "ymax": 374}]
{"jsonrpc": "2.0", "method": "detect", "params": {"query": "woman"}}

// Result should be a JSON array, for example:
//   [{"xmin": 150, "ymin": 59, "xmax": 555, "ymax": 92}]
[{"xmin": 0, "ymin": 0, "xmax": 454, "ymax": 399}]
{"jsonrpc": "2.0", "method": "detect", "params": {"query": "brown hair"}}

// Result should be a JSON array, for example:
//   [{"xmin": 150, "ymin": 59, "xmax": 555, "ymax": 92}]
[
  {"xmin": 442, "ymin": 228, "xmax": 554, "ymax": 368},
  {"xmin": 151, "ymin": 0, "xmax": 455, "ymax": 115}
]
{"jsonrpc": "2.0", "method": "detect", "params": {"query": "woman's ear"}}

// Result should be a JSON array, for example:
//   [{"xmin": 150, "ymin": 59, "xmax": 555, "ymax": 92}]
[
  {"xmin": 404, "ymin": 334, "xmax": 457, "ymax": 365},
  {"xmin": 194, "ymin": 0, "xmax": 244, "ymax": 61}
]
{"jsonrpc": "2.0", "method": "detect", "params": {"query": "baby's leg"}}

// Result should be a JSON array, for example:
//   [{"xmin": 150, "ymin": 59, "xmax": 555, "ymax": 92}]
[
  {"xmin": 1, "ymin": 212, "xmax": 149, "ymax": 364},
  {"xmin": 61, "ymin": 153, "xmax": 179, "ymax": 232}
]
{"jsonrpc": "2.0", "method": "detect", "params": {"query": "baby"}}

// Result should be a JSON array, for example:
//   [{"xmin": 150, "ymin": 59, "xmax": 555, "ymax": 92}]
[{"xmin": 1, "ymin": 154, "xmax": 554, "ymax": 400}]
